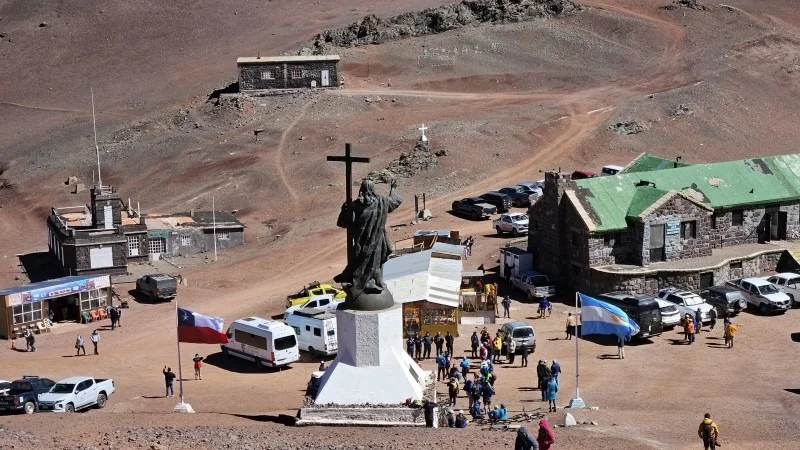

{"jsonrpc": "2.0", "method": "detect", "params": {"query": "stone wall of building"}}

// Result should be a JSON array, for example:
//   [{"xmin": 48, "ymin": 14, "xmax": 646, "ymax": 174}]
[
  {"xmin": 588, "ymin": 249, "xmax": 784, "ymax": 295},
  {"xmin": 73, "ymin": 242, "xmax": 127, "ymax": 276},
  {"xmin": 709, "ymin": 208, "xmax": 763, "ymax": 249},
  {"xmin": 528, "ymin": 172, "xmax": 573, "ymax": 287},
  {"xmin": 638, "ymin": 195, "xmax": 713, "ymax": 265},
  {"xmin": 239, "ymin": 61, "xmax": 339, "ymax": 91}
]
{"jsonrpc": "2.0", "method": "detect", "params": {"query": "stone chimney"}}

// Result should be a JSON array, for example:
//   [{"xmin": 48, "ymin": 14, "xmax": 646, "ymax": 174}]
[{"xmin": 90, "ymin": 185, "xmax": 124, "ymax": 229}]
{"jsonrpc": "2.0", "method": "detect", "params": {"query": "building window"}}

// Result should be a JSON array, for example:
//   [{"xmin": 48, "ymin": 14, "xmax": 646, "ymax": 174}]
[
  {"xmin": 603, "ymin": 235, "xmax": 614, "ymax": 247},
  {"xmin": 711, "ymin": 215, "xmax": 717, "ymax": 229},
  {"xmin": 79, "ymin": 288, "xmax": 109, "ymax": 312},
  {"xmin": 148, "ymin": 238, "xmax": 166, "ymax": 254},
  {"xmin": 680, "ymin": 221, "xmax": 697, "ymax": 239},
  {"xmin": 12, "ymin": 302, "xmax": 43, "ymax": 325},
  {"xmin": 260, "ymin": 70, "xmax": 275, "ymax": 80},
  {"xmin": 217, "ymin": 231, "xmax": 231, "ymax": 241},
  {"xmin": 180, "ymin": 233, "xmax": 192, "ymax": 246},
  {"xmin": 290, "ymin": 69, "xmax": 302, "ymax": 79},
  {"xmin": 127, "ymin": 235, "xmax": 140, "ymax": 257},
  {"xmin": 732, "ymin": 210, "xmax": 744, "ymax": 226},
  {"xmin": 730, "ymin": 261, "xmax": 742, "ymax": 270}
]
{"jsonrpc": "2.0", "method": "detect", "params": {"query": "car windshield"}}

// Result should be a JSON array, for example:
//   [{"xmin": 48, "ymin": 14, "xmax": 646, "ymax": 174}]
[
  {"xmin": 50, "ymin": 383, "xmax": 75, "ymax": 394},
  {"xmin": 661, "ymin": 304, "xmax": 678, "ymax": 313},
  {"xmin": 510, "ymin": 214, "xmax": 528, "ymax": 221},
  {"xmin": 684, "ymin": 296, "xmax": 703, "ymax": 306},
  {"xmin": 759, "ymin": 284, "xmax": 780, "ymax": 295},
  {"xmin": 530, "ymin": 276, "xmax": 551, "ymax": 287},
  {"xmin": 512, "ymin": 328, "xmax": 533, "ymax": 338},
  {"xmin": 9, "ymin": 381, "xmax": 32, "ymax": 393}
]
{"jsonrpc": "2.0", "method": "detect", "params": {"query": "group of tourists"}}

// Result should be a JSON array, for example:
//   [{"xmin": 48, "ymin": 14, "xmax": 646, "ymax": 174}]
[
  {"xmin": 537, "ymin": 297, "xmax": 552, "ymax": 318},
  {"xmin": 536, "ymin": 359, "xmax": 560, "ymax": 412},
  {"xmin": 407, "ymin": 331, "xmax": 455, "ymax": 361},
  {"xmin": 681, "ymin": 310, "xmax": 740, "ymax": 348}
]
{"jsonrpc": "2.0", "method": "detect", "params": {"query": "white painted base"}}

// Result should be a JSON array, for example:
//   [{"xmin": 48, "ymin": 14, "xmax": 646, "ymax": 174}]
[
  {"xmin": 314, "ymin": 304, "xmax": 428, "ymax": 405},
  {"xmin": 567, "ymin": 397, "xmax": 585, "ymax": 409},
  {"xmin": 173, "ymin": 402, "xmax": 195, "ymax": 413}
]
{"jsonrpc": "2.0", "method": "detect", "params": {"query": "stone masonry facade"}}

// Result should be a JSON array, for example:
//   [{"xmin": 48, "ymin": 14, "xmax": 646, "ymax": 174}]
[{"xmin": 239, "ymin": 60, "xmax": 339, "ymax": 91}]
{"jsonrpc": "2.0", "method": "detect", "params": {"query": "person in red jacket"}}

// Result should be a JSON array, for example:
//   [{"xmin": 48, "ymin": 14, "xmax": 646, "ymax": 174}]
[
  {"xmin": 537, "ymin": 417, "xmax": 556, "ymax": 450},
  {"xmin": 193, "ymin": 354, "xmax": 204, "ymax": 380}
]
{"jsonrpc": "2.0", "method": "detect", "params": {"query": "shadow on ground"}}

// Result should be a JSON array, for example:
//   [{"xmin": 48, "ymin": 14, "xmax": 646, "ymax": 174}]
[
  {"xmin": 203, "ymin": 351, "xmax": 295, "ymax": 374},
  {"xmin": 17, "ymin": 251, "xmax": 63, "ymax": 282},
  {"xmin": 222, "ymin": 413, "xmax": 296, "ymax": 426}
]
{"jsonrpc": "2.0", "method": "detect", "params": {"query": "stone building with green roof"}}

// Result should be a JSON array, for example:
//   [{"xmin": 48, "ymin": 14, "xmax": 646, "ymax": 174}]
[{"xmin": 528, "ymin": 153, "xmax": 800, "ymax": 294}]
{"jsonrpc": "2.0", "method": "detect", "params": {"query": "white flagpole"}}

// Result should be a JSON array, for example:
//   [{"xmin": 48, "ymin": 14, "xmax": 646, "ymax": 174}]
[
  {"xmin": 212, "ymin": 197, "xmax": 217, "ymax": 261},
  {"xmin": 173, "ymin": 300, "xmax": 194, "ymax": 413},
  {"xmin": 91, "ymin": 88, "xmax": 102, "ymax": 188},
  {"xmin": 568, "ymin": 291, "xmax": 585, "ymax": 409}
]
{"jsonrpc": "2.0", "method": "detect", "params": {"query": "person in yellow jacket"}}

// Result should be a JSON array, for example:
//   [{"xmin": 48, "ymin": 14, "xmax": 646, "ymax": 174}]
[
  {"xmin": 698, "ymin": 413, "xmax": 720, "ymax": 450},
  {"xmin": 725, "ymin": 321, "xmax": 739, "ymax": 349},
  {"xmin": 492, "ymin": 334, "xmax": 503, "ymax": 364}
]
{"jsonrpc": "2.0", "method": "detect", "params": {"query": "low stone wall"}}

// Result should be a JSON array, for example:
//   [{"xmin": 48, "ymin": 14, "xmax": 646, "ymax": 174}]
[
  {"xmin": 589, "ymin": 249, "xmax": 785, "ymax": 295},
  {"xmin": 296, "ymin": 406, "xmax": 427, "ymax": 426}
]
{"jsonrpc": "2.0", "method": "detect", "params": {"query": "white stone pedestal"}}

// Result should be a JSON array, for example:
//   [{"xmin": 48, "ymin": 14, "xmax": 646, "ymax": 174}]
[{"xmin": 313, "ymin": 304, "xmax": 427, "ymax": 405}]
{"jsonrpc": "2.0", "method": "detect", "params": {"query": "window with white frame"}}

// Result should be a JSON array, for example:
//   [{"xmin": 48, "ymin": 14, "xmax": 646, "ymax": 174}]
[
  {"xmin": 260, "ymin": 70, "xmax": 275, "ymax": 80},
  {"xmin": 127, "ymin": 236, "xmax": 140, "ymax": 257},
  {"xmin": 180, "ymin": 232, "xmax": 192, "ymax": 246},
  {"xmin": 78, "ymin": 288, "xmax": 109, "ymax": 312},
  {"xmin": 290, "ymin": 69, "xmax": 302, "ymax": 79},
  {"xmin": 12, "ymin": 302, "xmax": 43, "ymax": 325},
  {"xmin": 216, "ymin": 231, "xmax": 231, "ymax": 241},
  {"xmin": 148, "ymin": 237, "xmax": 166, "ymax": 254}
]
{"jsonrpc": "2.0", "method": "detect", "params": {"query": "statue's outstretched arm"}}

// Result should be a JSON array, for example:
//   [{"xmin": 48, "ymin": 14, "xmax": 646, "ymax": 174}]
[{"xmin": 387, "ymin": 179, "xmax": 402, "ymax": 212}]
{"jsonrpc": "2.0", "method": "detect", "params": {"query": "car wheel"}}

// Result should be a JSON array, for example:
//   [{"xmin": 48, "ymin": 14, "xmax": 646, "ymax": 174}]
[
  {"xmin": 255, "ymin": 358, "xmax": 264, "ymax": 369},
  {"xmin": 65, "ymin": 403, "xmax": 75, "ymax": 413},
  {"xmin": 759, "ymin": 302, "xmax": 768, "ymax": 315},
  {"xmin": 527, "ymin": 291, "xmax": 535, "ymax": 302},
  {"xmin": 23, "ymin": 401, "xmax": 35, "ymax": 415},
  {"xmin": 95, "ymin": 393, "xmax": 107, "ymax": 409},
  {"xmin": 511, "ymin": 228, "xmax": 519, "ymax": 237},
  {"xmin": 308, "ymin": 347, "xmax": 315, "ymax": 355},
  {"xmin": 471, "ymin": 211, "xmax": 480, "ymax": 220},
  {"xmin": 496, "ymin": 226, "xmax": 503, "ymax": 236},
  {"xmin": 222, "ymin": 346, "xmax": 230, "ymax": 358}
]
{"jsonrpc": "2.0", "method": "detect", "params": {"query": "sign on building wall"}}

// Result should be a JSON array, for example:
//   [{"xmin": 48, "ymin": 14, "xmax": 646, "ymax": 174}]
[
  {"xmin": 666, "ymin": 220, "xmax": 681, "ymax": 236},
  {"xmin": 18, "ymin": 276, "xmax": 111, "ymax": 304}
]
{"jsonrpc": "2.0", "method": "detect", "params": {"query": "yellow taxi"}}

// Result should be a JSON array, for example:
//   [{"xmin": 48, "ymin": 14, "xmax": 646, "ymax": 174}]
[{"xmin": 286, "ymin": 282, "xmax": 347, "ymax": 308}]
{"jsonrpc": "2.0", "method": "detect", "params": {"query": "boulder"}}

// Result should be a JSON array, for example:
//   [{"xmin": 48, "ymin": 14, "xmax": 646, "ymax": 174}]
[{"xmin": 563, "ymin": 412, "xmax": 577, "ymax": 427}]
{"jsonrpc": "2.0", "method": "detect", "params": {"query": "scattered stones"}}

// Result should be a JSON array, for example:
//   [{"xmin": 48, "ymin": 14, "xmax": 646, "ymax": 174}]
[
  {"xmin": 608, "ymin": 120, "xmax": 649, "ymax": 135},
  {"xmin": 591, "ymin": 421, "xmax": 599, "ymax": 426},
  {"xmin": 39, "ymin": 22, "xmax": 48, "ymax": 27},
  {"xmin": 563, "ymin": 412, "xmax": 578, "ymax": 427},
  {"xmin": 434, "ymin": 149, "xmax": 448, "ymax": 157},
  {"xmin": 670, "ymin": 104, "xmax": 694, "ymax": 117},
  {"xmin": 71, "ymin": 183, "xmax": 86, "ymax": 194},
  {"xmin": 366, "ymin": 141, "xmax": 441, "ymax": 183},
  {"xmin": 590, "ymin": 406, "xmax": 600, "ymax": 411},
  {"xmin": 662, "ymin": 0, "xmax": 709, "ymax": 10}
]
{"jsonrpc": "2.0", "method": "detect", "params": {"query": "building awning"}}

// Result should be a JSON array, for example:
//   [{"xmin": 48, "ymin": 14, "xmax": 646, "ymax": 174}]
[
  {"xmin": 0, "ymin": 275, "xmax": 111, "ymax": 307},
  {"xmin": 384, "ymin": 249, "xmax": 462, "ymax": 308}
]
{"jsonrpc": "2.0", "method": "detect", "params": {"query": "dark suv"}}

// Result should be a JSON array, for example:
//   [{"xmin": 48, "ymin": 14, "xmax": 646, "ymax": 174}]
[
  {"xmin": 698, "ymin": 286, "xmax": 748, "ymax": 316},
  {"xmin": 498, "ymin": 186, "xmax": 531, "ymax": 208},
  {"xmin": 479, "ymin": 191, "xmax": 512, "ymax": 213},
  {"xmin": 136, "ymin": 274, "xmax": 178, "ymax": 301},
  {"xmin": 0, "ymin": 376, "xmax": 55, "ymax": 414}
]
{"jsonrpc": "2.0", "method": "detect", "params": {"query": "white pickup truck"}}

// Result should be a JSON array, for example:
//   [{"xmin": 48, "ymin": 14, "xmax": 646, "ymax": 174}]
[
  {"xmin": 37, "ymin": 377, "xmax": 115, "ymax": 413},
  {"xmin": 493, "ymin": 213, "xmax": 529, "ymax": 237},
  {"xmin": 725, "ymin": 277, "xmax": 791, "ymax": 314}
]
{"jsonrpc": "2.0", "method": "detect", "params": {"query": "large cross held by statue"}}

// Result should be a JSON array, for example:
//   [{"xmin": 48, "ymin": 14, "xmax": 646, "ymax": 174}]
[{"xmin": 327, "ymin": 143, "xmax": 371, "ymax": 266}]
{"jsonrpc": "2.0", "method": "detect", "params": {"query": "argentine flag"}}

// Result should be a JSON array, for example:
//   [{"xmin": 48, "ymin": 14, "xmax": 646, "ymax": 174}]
[{"xmin": 578, "ymin": 293, "xmax": 640, "ymax": 339}]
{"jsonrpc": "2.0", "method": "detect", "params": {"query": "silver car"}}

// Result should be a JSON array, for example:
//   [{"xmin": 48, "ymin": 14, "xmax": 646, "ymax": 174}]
[
  {"xmin": 655, "ymin": 299, "xmax": 681, "ymax": 329},
  {"xmin": 499, "ymin": 321, "xmax": 536, "ymax": 354}
]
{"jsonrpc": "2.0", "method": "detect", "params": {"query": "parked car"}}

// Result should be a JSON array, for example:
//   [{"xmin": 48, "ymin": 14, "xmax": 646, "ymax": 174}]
[
  {"xmin": 286, "ymin": 282, "xmax": 347, "ymax": 308},
  {"xmin": 451, "ymin": 197, "xmax": 497, "ymax": 220},
  {"xmin": 0, "ymin": 380, "xmax": 10, "ymax": 397},
  {"xmin": 493, "ymin": 213, "xmax": 529, "ymax": 237},
  {"xmin": 285, "ymin": 309, "xmax": 338, "ymax": 356},
  {"xmin": 654, "ymin": 299, "xmax": 681, "ymax": 329},
  {"xmin": 600, "ymin": 165, "xmax": 624, "ymax": 176},
  {"xmin": 657, "ymin": 288, "xmax": 715, "ymax": 322},
  {"xmin": 596, "ymin": 292, "xmax": 663, "ymax": 338},
  {"xmin": 764, "ymin": 272, "xmax": 800, "ymax": 306},
  {"xmin": 284, "ymin": 294, "xmax": 344, "ymax": 320},
  {"xmin": 37, "ymin": 377, "xmax": 115, "ymax": 413},
  {"xmin": 571, "ymin": 170, "xmax": 598, "ymax": 180},
  {"xmin": 698, "ymin": 286, "xmax": 748, "ymax": 316},
  {"xmin": 516, "ymin": 182, "xmax": 543, "ymax": 201},
  {"xmin": 478, "ymin": 191, "xmax": 513, "ymax": 213},
  {"xmin": 136, "ymin": 274, "xmax": 177, "ymax": 301},
  {"xmin": 222, "ymin": 317, "xmax": 300, "ymax": 368},
  {"xmin": 499, "ymin": 321, "xmax": 536, "ymax": 354},
  {"xmin": 725, "ymin": 278, "xmax": 791, "ymax": 314},
  {"xmin": 511, "ymin": 271, "xmax": 556, "ymax": 301},
  {"xmin": 497, "ymin": 186, "xmax": 532, "ymax": 208},
  {"xmin": 0, "ymin": 376, "xmax": 56, "ymax": 414}
]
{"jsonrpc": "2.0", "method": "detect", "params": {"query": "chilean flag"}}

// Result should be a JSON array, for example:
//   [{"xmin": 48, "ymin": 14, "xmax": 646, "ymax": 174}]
[{"xmin": 177, "ymin": 308, "xmax": 229, "ymax": 344}]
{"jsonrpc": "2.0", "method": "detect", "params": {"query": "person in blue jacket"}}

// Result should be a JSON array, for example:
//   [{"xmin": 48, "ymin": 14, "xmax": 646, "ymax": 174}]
[{"xmin": 545, "ymin": 377, "xmax": 559, "ymax": 412}]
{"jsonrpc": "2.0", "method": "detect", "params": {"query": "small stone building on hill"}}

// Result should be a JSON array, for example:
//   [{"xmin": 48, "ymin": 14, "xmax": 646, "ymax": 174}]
[
  {"xmin": 528, "ymin": 153, "xmax": 800, "ymax": 295},
  {"xmin": 237, "ymin": 55, "xmax": 340, "ymax": 91}
]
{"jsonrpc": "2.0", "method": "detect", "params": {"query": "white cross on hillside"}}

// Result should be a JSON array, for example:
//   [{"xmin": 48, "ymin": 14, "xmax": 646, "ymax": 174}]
[{"xmin": 418, "ymin": 124, "xmax": 429, "ymax": 143}]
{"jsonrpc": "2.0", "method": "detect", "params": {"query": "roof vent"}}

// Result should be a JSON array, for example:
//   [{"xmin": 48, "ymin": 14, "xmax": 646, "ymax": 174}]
[
  {"xmin": 257, "ymin": 52, "xmax": 261, "ymax": 60},
  {"xmin": 636, "ymin": 180, "xmax": 656, "ymax": 188}
]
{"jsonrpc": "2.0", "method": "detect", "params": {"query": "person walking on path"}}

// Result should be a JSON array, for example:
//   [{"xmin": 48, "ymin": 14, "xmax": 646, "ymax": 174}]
[
  {"xmin": 545, "ymin": 377, "xmax": 558, "ymax": 412},
  {"xmin": 502, "ymin": 295, "xmax": 512, "ymax": 318},
  {"xmin": 193, "ymin": 354, "xmax": 204, "ymax": 380},
  {"xmin": 617, "ymin": 334, "xmax": 626, "ymax": 359},
  {"xmin": 708, "ymin": 307, "xmax": 718, "ymax": 331},
  {"xmin": 687, "ymin": 319, "xmax": 696, "ymax": 344},
  {"xmin": 694, "ymin": 309, "xmax": 703, "ymax": 333},
  {"xmin": 471, "ymin": 331, "xmax": 479, "ymax": 358},
  {"xmin": 725, "ymin": 321, "xmax": 739, "ymax": 349},
  {"xmin": 109, "ymin": 307, "xmax": 119, "ymax": 330},
  {"xmin": 550, "ymin": 360, "xmax": 561, "ymax": 385},
  {"xmin": 492, "ymin": 334, "xmax": 503, "ymax": 364},
  {"xmin": 448, "ymin": 377, "xmax": 459, "ymax": 407},
  {"xmin": 436, "ymin": 352, "xmax": 447, "ymax": 381},
  {"xmin": 163, "ymin": 366, "xmax": 176, "ymax": 397},
  {"xmin": 538, "ymin": 298, "xmax": 547, "ymax": 319},
  {"xmin": 565, "ymin": 313, "xmax": 576, "ymax": 340},
  {"xmin": 537, "ymin": 417, "xmax": 556, "ymax": 450},
  {"xmin": 445, "ymin": 331, "xmax": 455, "ymax": 357},
  {"xmin": 90, "ymin": 329, "xmax": 100, "ymax": 355},
  {"xmin": 537, "ymin": 360, "xmax": 552, "ymax": 401},
  {"xmin": 481, "ymin": 379, "xmax": 495, "ymax": 410},
  {"xmin": 422, "ymin": 332, "xmax": 432, "ymax": 359},
  {"xmin": 23, "ymin": 328, "xmax": 32, "ymax": 351},
  {"xmin": 682, "ymin": 314, "xmax": 692, "ymax": 342},
  {"xmin": 698, "ymin": 413, "xmax": 720, "ymax": 450},
  {"xmin": 515, "ymin": 426, "xmax": 539, "ymax": 450},
  {"xmin": 75, "ymin": 335, "xmax": 86, "ymax": 356},
  {"xmin": 115, "ymin": 307, "xmax": 122, "ymax": 327},
  {"xmin": 508, "ymin": 339, "xmax": 517, "ymax": 364},
  {"xmin": 520, "ymin": 340, "xmax": 529, "ymax": 367},
  {"xmin": 460, "ymin": 355, "xmax": 470, "ymax": 379}
]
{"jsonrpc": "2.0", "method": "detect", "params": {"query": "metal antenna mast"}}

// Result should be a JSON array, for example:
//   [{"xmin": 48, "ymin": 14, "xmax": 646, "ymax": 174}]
[{"xmin": 91, "ymin": 88, "xmax": 102, "ymax": 187}]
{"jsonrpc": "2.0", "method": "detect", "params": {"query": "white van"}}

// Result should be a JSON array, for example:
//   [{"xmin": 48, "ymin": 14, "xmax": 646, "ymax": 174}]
[
  {"xmin": 285, "ymin": 308, "xmax": 338, "ymax": 356},
  {"xmin": 601, "ymin": 165, "xmax": 624, "ymax": 176},
  {"xmin": 222, "ymin": 317, "xmax": 300, "ymax": 369}
]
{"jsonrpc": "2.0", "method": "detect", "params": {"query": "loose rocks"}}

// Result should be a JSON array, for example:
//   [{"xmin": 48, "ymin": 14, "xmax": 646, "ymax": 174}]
[
  {"xmin": 563, "ymin": 412, "xmax": 578, "ymax": 427},
  {"xmin": 608, "ymin": 120, "xmax": 649, "ymax": 135},
  {"xmin": 367, "ymin": 142, "xmax": 442, "ymax": 183}
]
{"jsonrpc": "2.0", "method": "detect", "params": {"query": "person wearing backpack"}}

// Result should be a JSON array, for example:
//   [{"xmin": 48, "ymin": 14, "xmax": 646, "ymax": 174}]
[
  {"xmin": 460, "ymin": 355, "xmax": 470, "ymax": 379},
  {"xmin": 436, "ymin": 352, "xmax": 447, "ymax": 381},
  {"xmin": 482, "ymin": 379, "xmax": 495, "ymax": 410},
  {"xmin": 698, "ymin": 413, "xmax": 720, "ymax": 449},
  {"xmin": 448, "ymin": 377, "xmax": 460, "ymax": 406},
  {"xmin": 464, "ymin": 375, "xmax": 475, "ymax": 409},
  {"xmin": 550, "ymin": 360, "xmax": 561, "ymax": 385}
]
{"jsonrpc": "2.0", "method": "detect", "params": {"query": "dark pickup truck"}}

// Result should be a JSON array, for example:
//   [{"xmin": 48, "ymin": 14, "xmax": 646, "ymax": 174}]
[
  {"xmin": 451, "ymin": 197, "xmax": 497, "ymax": 220},
  {"xmin": 136, "ymin": 274, "xmax": 178, "ymax": 301},
  {"xmin": 0, "ymin": 376, "xmax": 55, "ymax": 414}
]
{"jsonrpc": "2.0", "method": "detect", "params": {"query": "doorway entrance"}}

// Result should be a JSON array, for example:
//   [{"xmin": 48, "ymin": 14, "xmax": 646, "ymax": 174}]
[
  {"xmin": 649, "ymin": 224, "xmax": 665, "ymax": 262},
  {"xmin": 760, "ymin": 210, "xmax": 787, "ymax": 242},
  {"xmin": 321, "ymin": 70, "xmax": 330, "ymax": 87}
]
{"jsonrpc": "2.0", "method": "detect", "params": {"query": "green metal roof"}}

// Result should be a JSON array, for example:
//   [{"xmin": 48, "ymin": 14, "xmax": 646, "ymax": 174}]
[
  {"xmin": 572, "ymin": 153, "xmax": 800, "ymax": 232},
  {"xmin": 620, "ymin": 152, "xmax": 692, "ymax": 174}
]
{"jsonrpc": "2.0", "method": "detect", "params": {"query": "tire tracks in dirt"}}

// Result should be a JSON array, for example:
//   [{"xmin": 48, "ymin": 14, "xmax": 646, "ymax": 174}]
[{"xmin": 273, "ymin": 100, "xmax": 312, "ymax": 206}]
